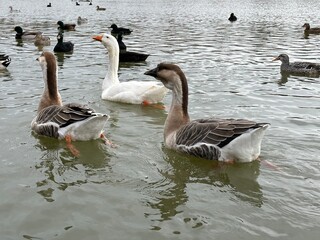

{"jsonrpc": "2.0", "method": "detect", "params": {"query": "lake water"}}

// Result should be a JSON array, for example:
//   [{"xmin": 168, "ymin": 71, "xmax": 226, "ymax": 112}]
[{"xmin": 0, "ymin": 0, "xmax": 319, "ymax": 239}]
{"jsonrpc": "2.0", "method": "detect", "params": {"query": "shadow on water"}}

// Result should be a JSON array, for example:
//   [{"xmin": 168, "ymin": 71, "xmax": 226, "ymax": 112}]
[
  {"xmin": 32, "ymin": 134, "xmax": 113, "ymax": 202},
  {"xmin": 145, "ymin": 147, "xmax": 263, "ymax": 227}
]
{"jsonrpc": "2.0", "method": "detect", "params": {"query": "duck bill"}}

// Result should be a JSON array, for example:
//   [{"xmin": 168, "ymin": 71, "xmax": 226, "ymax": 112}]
[
  {"xmin": 144, "ymin": 68, "xmax": 158, "ymax": 78},
  {"xmin": 92, "ymin": 35, "xmax": 102, "ymax": 41},
  {"xmin": 272, "ymin": 56, "xmax": 280, "ymax": 61}
]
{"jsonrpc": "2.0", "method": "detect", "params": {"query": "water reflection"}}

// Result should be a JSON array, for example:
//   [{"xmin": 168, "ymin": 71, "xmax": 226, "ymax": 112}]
[
  {"xmin": 33, "ymin": 135, "xmax": 112, "ymax": 201},
  {"xmin": 146, "ymin": 148, "xmax": 263, "ymax": 224},
  {"xmin": 54, "ymin": 52, "xmax": 73, "ymax": 66}
]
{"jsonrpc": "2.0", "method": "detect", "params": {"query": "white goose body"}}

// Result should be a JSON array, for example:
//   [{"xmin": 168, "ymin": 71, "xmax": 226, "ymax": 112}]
[
  {"xmin": 145, "ymin": 63, "xmax": 269, "ymax": 163},
  {"xmin": 93, "ymin": 33, "xmax": 168, "ymax": 104},
  {"xmin": 32, "ymin": 51, "xmax": 109, "ymax": 141}
]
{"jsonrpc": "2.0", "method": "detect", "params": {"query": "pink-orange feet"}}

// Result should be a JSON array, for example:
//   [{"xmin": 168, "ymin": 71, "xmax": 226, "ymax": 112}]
[
  {"xmin": 65, "ymin": 135, "xmax": 80, "ymax": 157},
  {"xmin": 142, "ymin": 100, "xmax": 166, "ymax": 110},
  {"xmin": 100, "ymin": 133, "xmax": 117, "ymax": 148}
]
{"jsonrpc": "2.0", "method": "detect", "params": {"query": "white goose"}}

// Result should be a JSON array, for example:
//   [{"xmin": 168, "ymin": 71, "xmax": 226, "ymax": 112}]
[
  {"xmin": 145, "ymin": 63, "xmax": 270, "ymax": 163},
  {"xmin": 92, "ymin": 33, "xmax": 168, "ymax": 104},
  {"xmin": 31, "ymin": 51, "xmax": 109, "ymax": 147}
]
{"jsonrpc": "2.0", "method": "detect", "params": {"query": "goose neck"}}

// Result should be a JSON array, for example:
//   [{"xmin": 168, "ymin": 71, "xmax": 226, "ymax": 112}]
[{"xmin": 103, "ymin": 47, "xmax": 120, "ymax": 90}]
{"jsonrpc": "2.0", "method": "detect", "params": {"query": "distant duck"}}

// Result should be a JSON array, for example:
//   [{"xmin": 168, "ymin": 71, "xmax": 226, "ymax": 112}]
[
  {"xmin": 32, "ymin": 51, "xmax": 109, "ymax": 153},
  {"xmin": 54, "ymin": 32, "xmax": 74, "ymax": 52},
  {"xmin": 272, "ymin": 54, "xmax": 320, "ymax": 76},
  {"xmin": 96, "ymin": 6, "xmax": 106, "ymax": 11},
  {"xmin": 9, "ymin": 6, "xmax": 20, "ymax": 13},
  {"xmin": 57, "ymin": 21, "xmax": 76, "ymax": 31},
  {"xmin": 34, "ymin": 33, "xmax": 51, "ymax": 46},
  {"xmin": 89, "ymin": 1, "xmax": 92, "ymax": 5},
  {"xmin": 77, "ymin": 16, "xmax": 88, "ymax": 25},
  {"xmin": 14, "ymin": 26, "xmax": 42, "ymax": 40},
  {"xmin": 228, "ymin": 13, "xmax": 237, "ymax": 22},
  {"xmin": 92, "ymin": 33, "xmax": 168, "ymax": 104},
  {"xmin": 47, "ymin": 3, "xmax": 52, "ymax": 7},
  {"xmin": 76, "ymin": 2, "xmax": 80, "ymax": 6},
  {"xmin": 302, "ymin": 23, "xmax": 320, "ymax": 34},
  {"xmin": 110, "ymin": 23, "xmax": 132, "ymax": 35},
  {"xmin": 117, "ymin": 34, "xmax": 149, "ymax": 62},
  {"xmin": 0, "ymin": 54, "xmax": 11, "ymax": 69},
  {"xmin": 145, "ymin": 63, "xmax": 270, "ymax": 163}
]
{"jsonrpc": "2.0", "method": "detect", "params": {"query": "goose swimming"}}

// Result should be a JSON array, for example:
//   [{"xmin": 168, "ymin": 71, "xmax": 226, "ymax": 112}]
[
  {"xmin": 92, "ymin": 33, "xmax": 168, "ymax": 104},
  {"xmin": 31, "ymin": 51, "xmax": 109, "ymax": 154},
  {"xmin": 145, "ymin": 63, "xmax": 270, "ymax": 163}
]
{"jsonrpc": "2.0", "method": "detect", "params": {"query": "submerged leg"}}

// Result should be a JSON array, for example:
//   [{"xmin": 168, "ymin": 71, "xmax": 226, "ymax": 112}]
[
  {"xmin": 100, "ymin": 133, "xmax": 117, "ymax": 148},
  {"xmin": 65, "ymin": 135, "xmax": 80, "ymax": 157}
]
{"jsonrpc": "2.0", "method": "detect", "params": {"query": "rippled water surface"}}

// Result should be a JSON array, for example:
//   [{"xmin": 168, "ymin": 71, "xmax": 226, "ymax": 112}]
[{"xmin": 1, "ymin": 0, "xmax": 320, "ymax": 239}]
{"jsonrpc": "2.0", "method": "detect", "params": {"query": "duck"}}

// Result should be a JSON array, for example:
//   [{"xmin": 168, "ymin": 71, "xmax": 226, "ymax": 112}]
[
  {"xmin": 96, "ymin": 6, "xmax": 106, "ymax": 11},
  {"xmin": 32, "ymin": 51, "xmax": 109, "ymax": 149},
  {"xmin": 117, "ymin": 33, "xmax": 149, "ymax": 62},
  {"xmin": 272, "ymin": 54, "xmax": 320, "ymax": 76},
  {"xmin": 144, "ymin": 63, "xmax": 270, "ymax": 163},
  {"xmin": 302, "ymin": 23, "xmax": 320, "ymax": 34},
  {"xmin": 92, "ymin": 33, "xmax": 168, "ymax": 104},
  {"xmin": 228, "ymin": 13, "xmax": 237, "ymax": 22},
  {"xmin": 0, "ymin": 54, "xmax": 11, "ymax": 69},
  {"xmin": 34, "ymin": 33, "xmax": 51, "ymax": 46},
  {"xmin": 47, "ymin": 3, "xmax": 52, "ymax": 7},
  {"xmin": 14, "ymin": 26, "xmax": 42, "ymax": 40},
  {"xmin": 53, "ymin": 32, "xmax": 74, "ymax": 53},
  {"xmin": 76, "ymin": 1, "xmax": 80, "ymax": 6},
  {"xmin": 57, "ymin": 21, "xmax": 76, "ymax": 31},
  {"xmin": 9, "ymin": 6, "xmax": 20, "ymax": 13},
  {"xmin": 109, "ymin": 23, "xmax": 132, "ymax": 35},
  {"xmin": 77, "ymin": 16, "xmax": 88, "ymax": 25}
]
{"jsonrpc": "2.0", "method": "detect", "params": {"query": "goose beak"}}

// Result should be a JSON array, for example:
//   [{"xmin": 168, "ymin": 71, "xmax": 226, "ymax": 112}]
[
  {"xmin": 92, "ymin": 35, "xmax": 103, "ymax": 41},
  {"xmin": 144, "ymin": 68, "xmax": 158, "ymax": 78}
]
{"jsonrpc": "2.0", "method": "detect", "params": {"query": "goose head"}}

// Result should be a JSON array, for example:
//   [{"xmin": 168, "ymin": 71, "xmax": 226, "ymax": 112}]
[
  {"xmin": 272, "ymin": 54, "xmax": 289, "ymax": 64},
  {"xmin": 92, "ymin": 33, "xmax": 119, "ymax": 53},
  {"xmin": 144, "ymin": 63, "xmax": 187, "ymax": 91}
]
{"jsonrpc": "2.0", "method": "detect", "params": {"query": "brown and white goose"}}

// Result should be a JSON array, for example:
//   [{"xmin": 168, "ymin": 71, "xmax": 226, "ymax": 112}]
[
  {"xmin": 145, "ymin": 63, "xmax": 270, "ymax": 163},
  {"xmin": 31, "ymin": 51, "xmax": 109, "ymax": 148}
]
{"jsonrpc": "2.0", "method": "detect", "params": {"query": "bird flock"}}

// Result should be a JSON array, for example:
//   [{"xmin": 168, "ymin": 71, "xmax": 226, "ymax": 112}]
[{"xmin": 2, "ymin": 6, "xmax": 319, "ymax": 162}]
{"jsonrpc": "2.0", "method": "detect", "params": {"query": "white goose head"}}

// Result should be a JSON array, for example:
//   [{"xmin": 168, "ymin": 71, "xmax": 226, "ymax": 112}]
[{"xmin": 93, "ymin": 33, "xmax": 119, "ymax": 55}]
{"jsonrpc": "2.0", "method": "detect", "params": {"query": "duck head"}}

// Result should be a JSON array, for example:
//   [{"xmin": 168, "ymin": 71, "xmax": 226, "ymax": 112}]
[
  {"xmin": 272, "ymin": 54, "xmax": 289, "ymax": 64},
  {"xmin": 14, "ymin": 26, "xmax": 23, "ymax": 33}
]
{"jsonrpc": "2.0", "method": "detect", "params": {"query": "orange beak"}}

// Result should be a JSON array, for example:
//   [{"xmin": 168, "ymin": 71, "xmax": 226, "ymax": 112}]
[{"xmin": 92, "ymin": 35, "xmax": 102, "ymax": 41}]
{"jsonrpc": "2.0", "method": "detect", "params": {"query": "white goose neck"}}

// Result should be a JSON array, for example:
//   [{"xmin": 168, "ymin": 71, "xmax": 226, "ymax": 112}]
[{"xmin": 103, "ymin": 44, "xmax": 120, "ymax": 90}]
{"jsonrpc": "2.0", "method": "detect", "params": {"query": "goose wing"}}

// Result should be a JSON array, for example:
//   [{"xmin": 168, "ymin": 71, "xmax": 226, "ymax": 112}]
[
  {"xmin": 32, "ymin": 103, "xmax": 97, "ymax": 138},
  {"xmin": 175, "ymin": 118, "xmax": 266, "ymax": 160}
]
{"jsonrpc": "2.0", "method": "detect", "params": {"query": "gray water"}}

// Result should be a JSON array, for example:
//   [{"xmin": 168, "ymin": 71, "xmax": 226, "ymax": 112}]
[{"xmin": 0, "ymin": 0, "xmax": 319, "ymax": 239}]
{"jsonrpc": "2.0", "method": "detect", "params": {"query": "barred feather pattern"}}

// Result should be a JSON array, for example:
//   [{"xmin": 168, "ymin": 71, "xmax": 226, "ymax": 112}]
[
  {"xmin": 32, "ymin": 103, "xmax": 97, "ymax": 138},
  {"xmin": 176, "ymin": 118, "xmax": 268, "ymax": 160}
]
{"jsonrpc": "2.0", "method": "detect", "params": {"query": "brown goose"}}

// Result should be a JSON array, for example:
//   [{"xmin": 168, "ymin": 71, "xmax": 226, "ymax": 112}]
[
  {"xmin": 31, "ymin": 51, "xmax": 109, "ymax": 145},
  {"xmin": 145, "ymin": 63, "xmax": 270, "ymax": 162}
]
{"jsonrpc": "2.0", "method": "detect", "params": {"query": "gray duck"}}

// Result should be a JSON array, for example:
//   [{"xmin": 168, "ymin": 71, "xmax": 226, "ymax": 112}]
[{"xmin": 273, "ymin": 54, "xmax": 320, "ymax": 76}]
